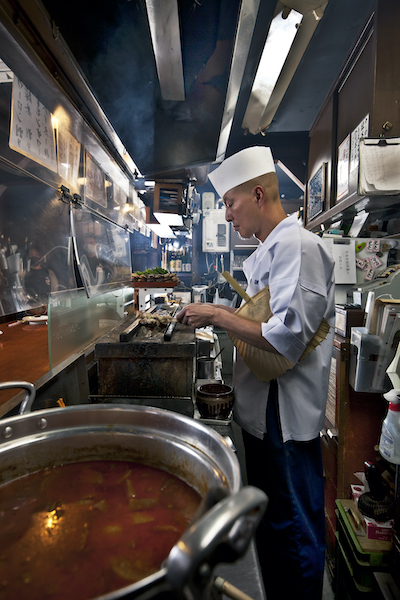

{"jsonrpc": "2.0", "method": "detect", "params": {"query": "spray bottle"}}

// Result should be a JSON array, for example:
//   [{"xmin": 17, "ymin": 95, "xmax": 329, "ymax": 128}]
[
  {"xmin": 379, "ymin": 342, "xmax": 400, "ymax": 464},
  {"xmin": 379, "ymin": 389, "xmax": 400, "ymax": 464}
]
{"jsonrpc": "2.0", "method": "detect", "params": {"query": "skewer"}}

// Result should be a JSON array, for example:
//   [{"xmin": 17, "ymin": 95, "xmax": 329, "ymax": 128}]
[{"xmin": 214, "ymin": 576, "xmax": 255, "ymax": 600}]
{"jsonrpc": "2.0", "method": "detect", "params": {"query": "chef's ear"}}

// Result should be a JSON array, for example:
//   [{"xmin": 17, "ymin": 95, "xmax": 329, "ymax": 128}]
[{"xmin": 254, "ymin": 185, "xmax": 264, "ymax": 205}]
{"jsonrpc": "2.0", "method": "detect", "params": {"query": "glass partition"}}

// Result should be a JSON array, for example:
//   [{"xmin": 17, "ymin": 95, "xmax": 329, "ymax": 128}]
[
  {"xmin": 0, "ymin": 56, "xmax": 136, "ymax": 317},
  {"xmin": 73, "ymin": 206, "xmax": 132, "ymax": 297},
  {"xmin": 0, "ymin": 160, "xmax": 76, "ymax": 315},
  {"xmin": 0, "ymin": 33, "xmax": 157, "ymax": 326},
  {"xmin": 48, "ymin": 286, "xmax": 134, "ymax": 369}
]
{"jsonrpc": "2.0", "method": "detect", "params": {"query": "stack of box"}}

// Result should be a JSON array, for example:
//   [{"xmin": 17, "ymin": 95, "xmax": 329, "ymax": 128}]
[{"xmin": 350, "ymin": 484, "xmax": 394, "ymax": 542}]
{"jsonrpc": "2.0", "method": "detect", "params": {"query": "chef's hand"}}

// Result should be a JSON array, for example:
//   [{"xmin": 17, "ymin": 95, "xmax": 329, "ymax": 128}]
[{"xmin": 177, "ymin": 303, "xmax": 216, "ymax": 329}]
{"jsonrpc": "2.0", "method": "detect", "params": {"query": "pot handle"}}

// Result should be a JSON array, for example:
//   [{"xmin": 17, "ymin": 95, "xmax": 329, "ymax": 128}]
[
  {"xmin": 166, "ymin": 485, "xmax": 267, "ymax": 600},
  {"xmin": 0, "ymin": 381, "xmax": 36, "ymax": 414}
]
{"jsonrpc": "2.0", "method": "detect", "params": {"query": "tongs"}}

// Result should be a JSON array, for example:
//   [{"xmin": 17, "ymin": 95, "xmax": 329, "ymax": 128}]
[{"xmin": 164, "ymin": 306, "xmax": 182, "ymax": 341}]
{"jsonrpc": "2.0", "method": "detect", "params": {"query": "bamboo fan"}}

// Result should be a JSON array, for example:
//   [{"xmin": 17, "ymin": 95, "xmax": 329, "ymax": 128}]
[{"xmin": 222, "ymin": 271, "xmax": 330, "ymax": 382}]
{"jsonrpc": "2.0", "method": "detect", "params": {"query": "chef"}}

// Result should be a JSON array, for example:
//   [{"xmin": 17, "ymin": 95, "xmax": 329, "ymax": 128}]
[{"xmin": 177, "ymin": 146, "xmax": 335, "ymax": 600}]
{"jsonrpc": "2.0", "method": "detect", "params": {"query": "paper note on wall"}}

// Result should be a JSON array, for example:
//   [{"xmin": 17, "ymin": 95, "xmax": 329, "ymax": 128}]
[
  {"xmin": 359, "ymin": 138, "xmax": 400, "ymax": 195},
  {"xmin": 323, "ymin": 238, "xmax": 357, "ymax": 284},
  {"xmin": 9, "ymin": 76, "xmax": 57, "ymax": 172},
  {"xmin": 58, "ymin": 127, "xmax": 81, "ymax": 185}
]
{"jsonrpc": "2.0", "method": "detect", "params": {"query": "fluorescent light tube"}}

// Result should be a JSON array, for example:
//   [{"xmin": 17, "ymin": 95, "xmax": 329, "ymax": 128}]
[
  {"xmin": 147, "ymin": 223, "xmax": 176, "ymax": 238},
  {"xmin": 154, "ymin": 212, "xmax": 184, "ymax": 226}
]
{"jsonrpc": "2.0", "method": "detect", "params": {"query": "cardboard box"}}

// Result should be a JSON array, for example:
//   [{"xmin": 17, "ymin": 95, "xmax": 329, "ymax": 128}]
[
  {"xmin": 350, "ymin": 485, "xmax": 394, "ymax": 541},
  {"xmin": 351, "ymin": 484, "xmax": 365, "ymax": 503},
  {"xmin": 335, "ymin": 305, "xmax": 365, "ymax": 337},
  {"xmin": 363, "ymin": 515, "xmax": 394, "ymax": 541}
]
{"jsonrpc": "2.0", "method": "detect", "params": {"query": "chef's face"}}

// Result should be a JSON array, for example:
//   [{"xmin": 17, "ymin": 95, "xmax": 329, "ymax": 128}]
[{"xmin": 223, "ymin": 186, "xmax": 259, "ymax": 240}]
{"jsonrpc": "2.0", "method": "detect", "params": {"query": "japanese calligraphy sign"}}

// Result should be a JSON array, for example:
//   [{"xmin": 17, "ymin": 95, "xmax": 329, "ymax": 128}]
[
  {"xmin": 323, "ymin": 237, "xmax": 357, "ymax": 284},
  {"xmin": 85, "ymin": 150, "xmax": 106, "ymax": 207},
  {"xmin": 58, "ymin": 127, "xmax": 81, "ymax": 185},
  {"xmin": 9, "ymin": 76, "xmax": 57, "ymax": 172},
  {"xmin": 337, "ymin": 134, "xmax": 350, "ymax": 201}
]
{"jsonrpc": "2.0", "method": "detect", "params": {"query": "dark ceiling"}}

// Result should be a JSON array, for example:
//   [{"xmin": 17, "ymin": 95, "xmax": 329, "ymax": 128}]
[{"xmin": 38, "ymin": 0, "xmax": 375, "ymax": 199}]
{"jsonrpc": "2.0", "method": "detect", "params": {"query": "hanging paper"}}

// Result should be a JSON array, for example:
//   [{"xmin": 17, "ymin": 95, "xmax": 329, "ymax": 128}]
[
  {"xmin": 323, "ymin": 237, "xmax": 357, "ymax": 284},
  {"xmin": 359, "ymin": 137, "xmax": 400, "ymax": 195},
  {"xmin": 9, "ymin": 76, "xmax": 57, "ymax": 172},
  {"xmin": 57, "ymin": 126, "xmax": 81, "ymax": 185},
  {"xmin": 337, "ymin": 135, "xmax": 350, "ymax": 201}
]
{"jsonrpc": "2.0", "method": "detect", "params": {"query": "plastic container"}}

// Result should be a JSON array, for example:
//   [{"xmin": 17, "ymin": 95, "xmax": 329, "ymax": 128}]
[{"xmin": 349, "ymin": 327, "xmax": 383, "ymax": 392}]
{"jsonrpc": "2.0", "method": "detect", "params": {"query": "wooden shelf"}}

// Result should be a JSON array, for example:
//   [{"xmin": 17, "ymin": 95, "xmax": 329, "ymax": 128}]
[{"xmin": 133, "ymin": 281, "xmax": 178, "ymax": 288}]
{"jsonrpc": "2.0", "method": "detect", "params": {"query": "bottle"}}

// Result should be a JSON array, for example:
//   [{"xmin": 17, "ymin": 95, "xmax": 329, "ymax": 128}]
[
  {"xmin": 21, "ymin": 236, "xmax": 29, "ymax": 270},
  {"xmin": 0, "ymin": 235, "xmax": 7, "ymax": 271},
  {"xmin": 379, "ymin": 388, "xmax": 400, "ymax": 464},
  {"xmin": 169, "ymin": 251, "xmax": 176, "ymax": 272},
  {"xmin": 6, "ymin": 237, "xmax": 11, "ymax": 258},
  {"xmin": 186, "ymin": 247, "xmax": 191, "ymax": 272},
  {"xmin": 175, "ymin": 249, "xmax": 182, "ymax": 273},
  {"xmin": 181, "ymin": 247, "xmax": 187, "ymax": 272}
]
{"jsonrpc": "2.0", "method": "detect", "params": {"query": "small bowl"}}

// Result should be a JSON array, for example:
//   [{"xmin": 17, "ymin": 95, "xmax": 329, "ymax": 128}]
[{"xmin": 196, "ymin": 383, "xmax": 234, "ymax": 420}]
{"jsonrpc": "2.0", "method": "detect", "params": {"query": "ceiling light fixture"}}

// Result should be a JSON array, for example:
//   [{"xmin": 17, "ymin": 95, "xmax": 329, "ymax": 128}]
[
  {"xmin": 147, "ymin": 223, "xmax": 176, "ymax": 238},
  {"xmin": 215, "ymin": 0, "xmax": 262, "ymax": 161},
  {"xmin": 154, "ymin": 212, "xmax": 184, "ymax": 227},
  {"xmin": 145, "ymin": 0, "xmax": 185, "ymax": 101},
  {"xmin": 242, "ymin": 1, "xmax": 328, "ymax": 135}
]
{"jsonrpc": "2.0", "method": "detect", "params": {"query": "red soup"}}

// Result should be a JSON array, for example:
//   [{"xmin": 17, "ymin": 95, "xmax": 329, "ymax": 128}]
[{"xmin": 0, "ymin": 460, "xmax": 202, "ymax": 600}]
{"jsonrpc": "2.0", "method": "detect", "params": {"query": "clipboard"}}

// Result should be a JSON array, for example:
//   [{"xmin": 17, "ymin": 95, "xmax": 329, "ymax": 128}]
[{"xmin": 358, "ymin": 137, "xmax": 400, "ymax": 195}]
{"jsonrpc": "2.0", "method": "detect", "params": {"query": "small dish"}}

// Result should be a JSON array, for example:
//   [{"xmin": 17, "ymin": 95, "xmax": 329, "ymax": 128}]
[{"xmin": 22, "ymin": 315, "xmax": 48, "ymax": 325}]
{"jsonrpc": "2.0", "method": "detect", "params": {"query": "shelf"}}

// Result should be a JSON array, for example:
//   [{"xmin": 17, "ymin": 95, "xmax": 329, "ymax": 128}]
[
  {"xmin": 306, "ymin": 192, "xmax": 400, "ymax": 232},
  {"xmin": 133, "ymin": 281, "xmax": 178, "ymax": 288}
]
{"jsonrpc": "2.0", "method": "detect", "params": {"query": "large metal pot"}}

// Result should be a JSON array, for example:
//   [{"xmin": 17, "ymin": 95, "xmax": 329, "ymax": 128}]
[{"xmin": 0, "ymin": 385, "xmax": 267, "ymax": 600}]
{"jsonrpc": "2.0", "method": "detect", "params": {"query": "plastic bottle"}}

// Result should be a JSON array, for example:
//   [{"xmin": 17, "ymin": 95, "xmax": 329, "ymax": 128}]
[{"xmin": 379, "ymin": 388, "xmax": 400, "ymax": 464}]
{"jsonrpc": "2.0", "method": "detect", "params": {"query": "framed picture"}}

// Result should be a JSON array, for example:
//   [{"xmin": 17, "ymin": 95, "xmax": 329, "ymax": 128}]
[{"xmin": 307, "ymin": 163, "xmax": 326, "ymax": 221}]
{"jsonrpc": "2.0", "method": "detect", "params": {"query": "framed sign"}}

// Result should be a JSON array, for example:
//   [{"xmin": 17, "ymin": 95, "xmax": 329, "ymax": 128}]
[{"xmin": 307, "ymin": 163, "xmax": 326, "ymax": 221}]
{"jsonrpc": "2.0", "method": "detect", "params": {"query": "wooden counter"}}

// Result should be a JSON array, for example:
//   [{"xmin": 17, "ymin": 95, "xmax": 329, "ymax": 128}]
[{"xmin": 0, "ymin": 320, "xmax": 49, "ymax": 411}]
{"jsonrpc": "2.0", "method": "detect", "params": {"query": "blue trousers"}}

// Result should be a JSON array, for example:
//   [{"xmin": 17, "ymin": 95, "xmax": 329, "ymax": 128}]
[{"xmin": 242, "ymin": 381, "xmax": 325, "ymax": 600}]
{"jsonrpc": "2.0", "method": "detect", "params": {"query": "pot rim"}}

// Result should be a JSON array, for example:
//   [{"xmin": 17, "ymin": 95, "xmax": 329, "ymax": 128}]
[{"xmin": 0, "ymin": 403, "xmax": 240, "ymax": 489}]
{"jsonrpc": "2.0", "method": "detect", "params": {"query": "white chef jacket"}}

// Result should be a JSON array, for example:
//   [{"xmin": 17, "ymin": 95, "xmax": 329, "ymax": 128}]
[{"xmin": 233, "ymin": 214, "xmax": 335, "ymax": 442}]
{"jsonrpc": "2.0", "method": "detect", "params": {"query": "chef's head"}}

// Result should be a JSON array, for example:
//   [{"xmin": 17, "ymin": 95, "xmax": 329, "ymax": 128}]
[
  {"xmin": 208, "ymin": 146, "xmax": 276, "ymax": 199},
  {"xmin": 208, "ymin": 146, "xmax": 285, "ymax": 243}
]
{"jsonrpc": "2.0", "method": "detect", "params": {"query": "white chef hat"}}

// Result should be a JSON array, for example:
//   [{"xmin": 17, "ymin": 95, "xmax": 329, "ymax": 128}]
[{"xmin": 208, "ymin": 146, "xmax": 275, "ymax": 198}]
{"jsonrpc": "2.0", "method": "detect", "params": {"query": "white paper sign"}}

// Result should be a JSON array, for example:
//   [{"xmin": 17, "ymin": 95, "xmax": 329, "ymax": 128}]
[
  {"xmin": 359, "ymin": 138, "xmax": 400, "ymax": 195},
  {"xmin": 9, "ymin": 76, "xmax": 57, "ymax": 172},
  {"xmin": 58, "ymin": 126, "xmax": 81, "ymax": 185},
  {"xmin": 85, "ymin": 151, "xmax": 106, "ymax": 207},
  {"xmin": 350, "ymin": 114, "xmax": 369, "ymax": 173},
  {"xmin": 337, "ymin": 135, "xmax": 350, "ymax": 201},
  {"xmin": 323, "ymin": 237, "xmax": 357, "ymax": 284}
]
